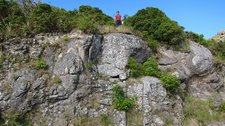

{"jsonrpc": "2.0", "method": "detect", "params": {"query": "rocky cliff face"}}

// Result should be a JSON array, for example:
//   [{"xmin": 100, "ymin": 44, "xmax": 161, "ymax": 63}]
[{"xmin": 0, "ymin": 31, "xmax": 224, "ymax": 126}]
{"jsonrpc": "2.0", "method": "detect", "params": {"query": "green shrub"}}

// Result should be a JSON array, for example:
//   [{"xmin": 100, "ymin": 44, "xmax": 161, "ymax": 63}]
[
  {"xmin": 127, "ymin": 58, "xmax": 144, "ymax": 77},
  {"xmin": 124, "ymin": 7, "xmax": 185, "ymax": 46},
  {"xmin": 127, "ymin": 58, "xmax": 161, "ymax": 78},
  {"xmin": 2, "ymin": 109, "xmax": 30, "ymax": 126},
  {"xmin": 76, "ymin": 15, "xmax": 98, "ymax": 33},
  {"xmin": 160, "ymin": 73, "xmax": 180, "ymax": 93},
  {"xmin": 0, "ymin": 2, "xmax": 113, "ymax": 40},
  {"xmin": 143, "ymin": 58, "xmax": 161, "ymax": 77},
  {"xmin": 86, "ymin": 61, "xmax": 97, "ymax": 72},
  {"xmin": 220, "ymin": 102, "xmax": 225, "ymax": 112},
  {"xmin": 0, "ymin": 55, "xmax": 4, "ymax": 69},
  {"xmin": 127, "ymin": 58, "xmax": 180, "ymax": 93},
  {"xmin": 147, "ymin": 38, "xmax": 159, "ymax": 52},
  {"xmin": 75, "ymin": 6, "xmax": 113, "ymax": 33},
  {"xmin": 34, "ymin": 59, "xmax": 48, "ymax": 70},
  {"xmin": 63, "ymin": 35, "xmax": 70, "ymax": 41},
  {"xmin": 112, "ymin": 84, "xmax": 135, "ymax": 111},
  {"xmin": 53, "ymin": 76, "xmax": 62, "ymax": 85}
]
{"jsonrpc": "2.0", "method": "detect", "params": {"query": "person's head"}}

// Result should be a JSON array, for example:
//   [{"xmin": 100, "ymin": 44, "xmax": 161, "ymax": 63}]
[{"xmin": 116, "ymin": 11, "xmax": 120, "ymax": 15}]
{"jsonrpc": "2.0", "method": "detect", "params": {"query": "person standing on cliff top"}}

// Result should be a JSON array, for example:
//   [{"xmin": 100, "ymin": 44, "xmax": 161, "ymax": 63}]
[{"xmin": 114, "ymin": 11, "xmax": 122, "ymax": 27}]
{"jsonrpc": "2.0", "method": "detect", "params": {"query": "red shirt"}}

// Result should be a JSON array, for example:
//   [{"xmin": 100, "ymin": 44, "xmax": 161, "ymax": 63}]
[{"xmin": 115, "ymin": 14, "xmax": 121, "ymax": 20}]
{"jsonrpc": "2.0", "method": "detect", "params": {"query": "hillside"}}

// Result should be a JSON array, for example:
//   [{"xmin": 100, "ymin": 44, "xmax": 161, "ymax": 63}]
[
  {"xmin": 1, "ymin": 1, "xmax": 225, "ymax": 126},
  {"xmin": 213, "ymin": 30, "xmax": 225, "ymax": 42}
]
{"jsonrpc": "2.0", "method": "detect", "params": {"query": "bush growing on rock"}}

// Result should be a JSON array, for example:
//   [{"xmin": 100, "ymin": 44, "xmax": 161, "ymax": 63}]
[
  {"xmin": 160, "ymin": 73, "xmax": 180, "ymax": 93},
  {"xmin": 34, "ymin": 59, "xmax": 48, "ymax": 70},
  {"xmin": 127, "ymin": 58, "xmax": 161, "ymax": 78},
  {"xmin": 127, "ymin": 58, "xmax": 180, "ymax": 93},
  {"xmin": 220, "ymin": 102, "xmax": 225, "ymax": 112},
  {"xmin": 127, "ymin": 58, "xmax": 144, "ymax": 77},
  {"xmin": 1, "ymin": 109, "xmax": 30, "ymax": 126},
  {"xmin": 143, "ymin": 58, "xmax": 161, "ymax": 77},
  {"xmin": 112, "ymin": 84, "xmax": 135, "ymax": 111}
]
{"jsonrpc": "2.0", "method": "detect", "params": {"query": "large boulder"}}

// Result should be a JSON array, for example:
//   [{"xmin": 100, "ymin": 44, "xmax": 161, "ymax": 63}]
[
  {"xmin": 158, "ymin": 41, "xmax": 213, "ymax": 80},
  {"xmin": 189, "ymin": 41, "xmax": 213, "ymax": 75},
  {"xmin": 97, "ymin": 33, "xmax": 151, "ymax": 77}
]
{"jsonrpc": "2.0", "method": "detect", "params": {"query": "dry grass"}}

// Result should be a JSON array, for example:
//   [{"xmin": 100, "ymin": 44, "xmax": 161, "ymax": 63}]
[
  {"xmin": 184, "ymin": 97, "xmax": 225, "ymax": 126},
  {"xmin": 127, "ymin": 109, "xmax": 143, "ymax": 126},
  {"xmin": 98, "ymin": 25, "xmax": 133, "ymax": 34},
  {"xmin": 72, "ymin": 114, "xmax": 113, "ymax": 126},
  {"xmin": 2, "ymin": 82, "xmax": 12, "ymax": 94}
]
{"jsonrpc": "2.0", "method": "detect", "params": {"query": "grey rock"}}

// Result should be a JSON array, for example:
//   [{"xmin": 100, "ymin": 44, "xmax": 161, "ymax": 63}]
[
  {"xmin": 54, "ymin": 52, "xmax": 83, "ymax": 76},
  {"xmin": 98, "ymin": 33, "xmax": 150, "ymax": 77},
  {"xmin": 158, "ymin": 41, "xmax": 213, "ymax": 80},
  {"xmin": 114, "ymin": 110, "xmax": 126, "ymax": 126},
  {"xmin": 99, "ymin": 98, "xmax": 111, "ymax": 106},
  {"xmin": 189, "ymin": 41, "xmax": 213, "ymax": 75},
  {"xmin": 32, "ymin": 74, "xmax": 48, "ymax": 90},
  {"xmin": 158, "ymin": 48, "xmax": 178, "ymax": 65},
  {"xmin": 119, "ymin": 72, "xmax": 127, "ymax": 81}
]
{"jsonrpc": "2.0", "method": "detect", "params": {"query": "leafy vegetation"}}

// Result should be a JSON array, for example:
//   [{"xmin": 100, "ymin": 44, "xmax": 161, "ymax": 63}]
[
  {"xmin": 0, "ymin": 1, "xmax": 113, "ymax": 41},
  {"xmin": 124, "ymin": 7, "xmax": 186, "ymax": 46},
  {"xmin": 127, "ymin": 58, "xmax": 180, "ymax": 93},
  {"xmin": 112, "ymin": 84, "xmax": 135, "ymax": 111},
  {"xmin": 184, "ymin": 97, "xmax": 225, "ymax": 125},
  {"xmin": 160, "ymin": 73, "xmax": 180, "ymax": 93},
  {"xmin": 220, "ymin": 102, "xmax": 225, "ymax": 112},
  {"xmin": 53, "ymin": 76, "xmax": 62, "ymax": 85},
  {"xmin": 1, "ymin": 109, "xmax": 30, "ymax": 126},
  {"xmin": 34, "ymin": 59, "xmax": 48, "ymax": 70},
  {"xmin": 86, "ymin": 60, "xmax": 97, "ymax": 72},
  {"xmin": 0, "ymin": 55, "xmax": 4, "ymax": 69},
  {"xmin": 127, "ymin": 58, "xmax": 161, "ymax": 78}
]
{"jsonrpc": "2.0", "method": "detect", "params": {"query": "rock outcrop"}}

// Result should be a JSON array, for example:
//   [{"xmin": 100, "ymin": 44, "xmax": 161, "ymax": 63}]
[{"xmin": 0, "ymin": 31, "xmax": 225, "ymax": 126}]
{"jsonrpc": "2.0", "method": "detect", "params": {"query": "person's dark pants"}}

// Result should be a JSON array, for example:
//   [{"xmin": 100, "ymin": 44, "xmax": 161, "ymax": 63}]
[{"xmin": 116, "ymin": 20, "xmax": 122, "ymax": 27}]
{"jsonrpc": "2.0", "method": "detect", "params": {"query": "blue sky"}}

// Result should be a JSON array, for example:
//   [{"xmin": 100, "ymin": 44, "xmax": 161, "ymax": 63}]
[{"xmin": 42, "ymin": 0, "xmax": 225, "ymax": 39}]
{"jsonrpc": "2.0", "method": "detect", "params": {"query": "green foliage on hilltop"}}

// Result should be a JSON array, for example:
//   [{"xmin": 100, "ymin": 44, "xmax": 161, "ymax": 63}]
[
  {"xmin": 124, "ymin": 7, "xmax": 186, "ymax": 46},
  {"xmin": 76, "ymin": 5, "xmax": 113, "ymax": 33},
  {"xmin": 0, "ymin": 1, "xmax": 113, "ymax": 41}
]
